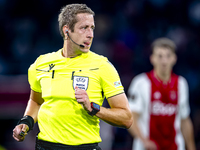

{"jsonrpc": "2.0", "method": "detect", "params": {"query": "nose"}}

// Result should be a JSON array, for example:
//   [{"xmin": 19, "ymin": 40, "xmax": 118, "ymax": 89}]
[
  {"xmin": 160, "ymin": 56, "xmax": 169, "ymax": 66},
  {"xmin": 87, "ymin": 28, "xmax": 94, "ymax": 38}
]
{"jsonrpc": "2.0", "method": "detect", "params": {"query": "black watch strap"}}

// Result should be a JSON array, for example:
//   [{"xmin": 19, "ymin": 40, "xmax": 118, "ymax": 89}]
[{"xmin": 88, "ymin": 102, "xmax": 100, "ymax": 116}]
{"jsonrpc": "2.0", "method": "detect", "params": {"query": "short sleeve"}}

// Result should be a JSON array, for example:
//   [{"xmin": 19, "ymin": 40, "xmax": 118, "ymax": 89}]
[
  {"xmin": 28, "ymin": 61, "xmax": 42, "ymax": 93},
  {"xmin": 128, "ymin": 75, "xmax": 144, "ymax": 113},
  {"xmin": 99, "ymin": 60, "xmax": 124, "ymax": 98},
  {"xmin": 179, "ymin": 76, "xmax": 190, "ymax": 119}
]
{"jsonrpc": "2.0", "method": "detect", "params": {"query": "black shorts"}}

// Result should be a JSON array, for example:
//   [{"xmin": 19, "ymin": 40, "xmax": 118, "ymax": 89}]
[{"xmin": 35, "ymin": 137, "xmax": 102, "ymax": 150}]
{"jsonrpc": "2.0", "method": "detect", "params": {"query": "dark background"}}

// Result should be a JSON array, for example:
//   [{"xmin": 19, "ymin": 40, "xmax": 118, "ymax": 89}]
[{"xmin": 0, "ymin": 0, "xmax": 200, "ymax": 149}]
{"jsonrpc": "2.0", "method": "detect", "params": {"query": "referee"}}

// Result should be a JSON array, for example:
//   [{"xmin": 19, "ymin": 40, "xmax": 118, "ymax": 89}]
[{"xmin": 13, "ymin": 3, "xmax": 133, "ymax": 150}]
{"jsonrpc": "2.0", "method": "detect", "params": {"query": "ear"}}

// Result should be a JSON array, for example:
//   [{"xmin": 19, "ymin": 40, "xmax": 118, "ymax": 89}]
[
  {"xmin": 63, "ymin": 25, "xmax": 69, "ymax": 37},
  {"xmin": 172, "ymin": 54, "xmax": 177, "ymax": 66},
  {"xmin": 150, "ymin": 54, "xmax": 154, "ymax": 66}
]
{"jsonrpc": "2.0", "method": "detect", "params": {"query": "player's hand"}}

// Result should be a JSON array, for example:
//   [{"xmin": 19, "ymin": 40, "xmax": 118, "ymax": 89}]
[
  {"xmin": 143, "ymin": 139, "xmax": 157, "ymax": 150},
  {"xmin": 13, "ymin": 124, "xmax": 29, "ymax": 142},
  {"xmin": 75, "ymin": 86, "xmax": 92, "ymax": 112}
]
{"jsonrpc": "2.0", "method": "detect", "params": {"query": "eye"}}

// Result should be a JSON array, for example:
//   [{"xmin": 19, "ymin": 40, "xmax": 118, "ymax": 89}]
[
  {"xmin": 167, "ymin": 54, "xmax": 171, "ymax": 58},
  {"xmin": 158, "ymin": 54, "xmax": 162, "ymax": 59},
  {"xmin": 80, "ymin": 26, "xmax": 86, "ymax": 30}
]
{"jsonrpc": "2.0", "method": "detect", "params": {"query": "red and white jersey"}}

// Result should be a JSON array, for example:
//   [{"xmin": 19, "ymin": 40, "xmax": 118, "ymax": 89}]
[{"xmin": 128, "ymin": 70, "xmax": 190, "ymax": 150}]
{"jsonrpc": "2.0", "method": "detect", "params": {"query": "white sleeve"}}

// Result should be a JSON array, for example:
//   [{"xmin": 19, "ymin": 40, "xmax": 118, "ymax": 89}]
[
  {"xmin": 128, "ymin": 75, "xmax": 144, "ymax": 113},
  {"xmin": 179, "ymin": 76, "xmax": 190, "ymax": 119}
]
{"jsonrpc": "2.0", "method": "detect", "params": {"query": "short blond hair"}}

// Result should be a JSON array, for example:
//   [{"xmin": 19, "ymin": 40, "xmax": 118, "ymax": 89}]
[
  {"xmin": 151, "ymin": 37, "xmax": 176, "ymax": 53},
  {"xmin": 58, "ymin": 4, "xmax": 95, "ymax": 38}
]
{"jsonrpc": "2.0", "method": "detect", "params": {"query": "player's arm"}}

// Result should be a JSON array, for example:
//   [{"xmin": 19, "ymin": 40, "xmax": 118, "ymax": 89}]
[
  {"xmin": 95, "ymin": 93, "xmax": 133, "ymax": 129},
  {"xmin": 128, "ymin": 112, "xmax": 144, "ymax": 139},
  {"xmin": 179, "ymin": 77, "xmax": 196, "ymax": 150},
  {"xmin": 128, "ymin": 112, "xmax": 157, "ymax": 150},
  {"xmin": 181, "ymin": 117, "xmax": 196, "ymax": 150},
  {"xmin": 13, "ymin": 90, "xmax": 44, "ymax": 142},
  {"xmin": 127, "ymin": 75, "xmax": 157, "ymax": 150}
]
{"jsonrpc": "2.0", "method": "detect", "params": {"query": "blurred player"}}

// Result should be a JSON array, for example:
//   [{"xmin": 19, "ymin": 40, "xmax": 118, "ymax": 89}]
[
  {"xmin": 12, "ymin": 3, "xmax": 132, "ymax": 150},
  {"xmin": 128, "ymin": 38, "xmax": 196, "ymax": 150}
]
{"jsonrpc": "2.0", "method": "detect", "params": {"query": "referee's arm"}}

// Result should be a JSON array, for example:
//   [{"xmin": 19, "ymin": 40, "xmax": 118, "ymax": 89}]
[
  {"xmin": 96, "ymin": 93, "xmax": 133, "ymax": 129},
  {"xmin": 13, "ymin": 90, "xmax": 44, "ymax": 142},
  {"xmin": 24, "ymin": 90, "xmax": 44, "ymax": 122}
]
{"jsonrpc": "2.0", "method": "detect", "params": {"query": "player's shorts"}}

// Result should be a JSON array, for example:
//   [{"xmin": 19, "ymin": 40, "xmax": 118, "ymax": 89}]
[{"xmin": 35, "ymin": 136, "xmax": 101, "ymax": 150}]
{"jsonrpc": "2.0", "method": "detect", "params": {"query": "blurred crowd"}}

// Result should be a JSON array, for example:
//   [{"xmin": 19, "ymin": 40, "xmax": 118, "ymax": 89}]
[{"xmin": 0, "ymin": 0, "xmax": 200, "ymax": 149}]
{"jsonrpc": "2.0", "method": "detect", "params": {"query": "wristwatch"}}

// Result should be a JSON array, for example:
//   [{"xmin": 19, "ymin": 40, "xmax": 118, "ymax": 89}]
[{"xmin": 88, "ymin": 102, "xmax": 100, "ymax": 116}]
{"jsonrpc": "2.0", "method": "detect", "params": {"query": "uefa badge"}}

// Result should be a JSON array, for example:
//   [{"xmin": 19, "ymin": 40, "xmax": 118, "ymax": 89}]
[
  {"xmin": 153, "ymin": 91, "xmax": 161, "ymax": 99},
  {"xmin": 73, "ymin": 76, "xmax": 89, "ymax": 90}
]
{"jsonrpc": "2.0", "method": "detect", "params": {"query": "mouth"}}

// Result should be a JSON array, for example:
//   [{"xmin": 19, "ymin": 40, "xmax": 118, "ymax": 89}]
[{"xmin": 83, "ymin": 42, "xmax": 90, "ymax": 47}]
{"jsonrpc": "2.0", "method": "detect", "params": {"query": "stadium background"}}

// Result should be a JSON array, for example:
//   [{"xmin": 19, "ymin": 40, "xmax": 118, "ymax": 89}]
[{"xmin": 0, "ymin": 0, "xmax": 200, "ymax": 149}]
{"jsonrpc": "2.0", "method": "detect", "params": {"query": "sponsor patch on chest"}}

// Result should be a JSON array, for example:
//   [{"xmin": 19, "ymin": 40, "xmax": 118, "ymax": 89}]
[
  {"xmin": 73, "ymin": 76, "xmax": 89, "ymax": 90},
  {"xmin": 151, "ymin": 101, "xmax": 178, "ymax": 116}
]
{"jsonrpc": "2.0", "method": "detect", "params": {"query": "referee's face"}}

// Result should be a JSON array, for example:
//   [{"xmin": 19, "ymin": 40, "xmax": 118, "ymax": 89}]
[{"xmin": 70, "ymin": 13, "xmax": 95, "ymax": 53}]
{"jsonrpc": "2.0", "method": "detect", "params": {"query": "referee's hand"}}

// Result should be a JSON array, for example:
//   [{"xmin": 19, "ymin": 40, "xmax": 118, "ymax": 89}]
[
  {"xmin": 75, "ymin": 86, "xmax": 92, "ymax": 112},
  {"xmin": 13, "ymin": 124, "xmax": 29, "ymax": 142}
]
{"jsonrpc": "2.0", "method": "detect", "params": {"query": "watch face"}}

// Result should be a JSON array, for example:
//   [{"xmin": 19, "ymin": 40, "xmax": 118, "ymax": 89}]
[{"xmin": 92, "ymin": 102, "xmax": 100, "ymax": 111}]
